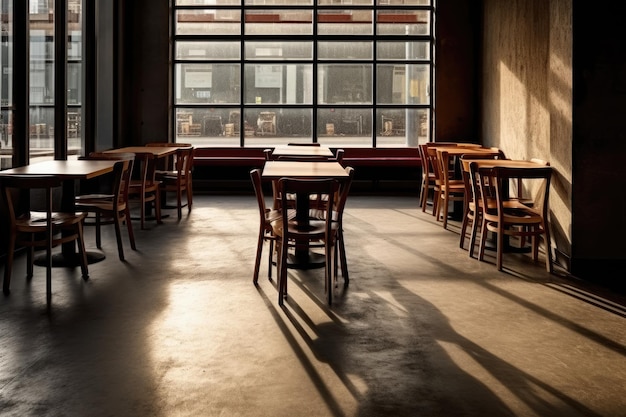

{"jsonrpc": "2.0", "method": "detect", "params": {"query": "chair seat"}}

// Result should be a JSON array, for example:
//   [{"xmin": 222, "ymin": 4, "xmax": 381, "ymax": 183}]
[{"xmin": 16, "ymin": 211, "xmax": 87, "ymax": 230}]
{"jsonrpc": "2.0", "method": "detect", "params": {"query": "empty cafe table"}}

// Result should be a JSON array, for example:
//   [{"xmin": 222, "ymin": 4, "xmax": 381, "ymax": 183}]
[
  {"xmin": 262, "ymin": 160, "xmax": 349, "ymax": 269},
  {"xmin": 0, "ymin": 159, "xmax": 119, "ymax": 266}
]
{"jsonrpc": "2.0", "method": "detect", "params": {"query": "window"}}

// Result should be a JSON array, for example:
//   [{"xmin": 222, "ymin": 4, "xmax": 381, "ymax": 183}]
[{"xmin": 173, "ymin": 0, "xmax": 433, "ymax": 147}]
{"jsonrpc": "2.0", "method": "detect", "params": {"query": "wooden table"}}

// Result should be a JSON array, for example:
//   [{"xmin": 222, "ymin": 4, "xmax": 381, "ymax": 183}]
[
  {"xmin": 271, "ymin": 145, "xmax": 334, "ymax": 158},
  {"xmin": 468, "ymin": 159, "xmax": 551, "ymax": 252},
  {"xmin": 105, "ymin": 146, "xmax": 178, "ymax": 159},
  {"xmin": 262, "ymin": 160, "xmax": 349, "ymax": 269},
  {"xmin": 0, "ymin": 159, "xmax": 119, "ymax": 266}
]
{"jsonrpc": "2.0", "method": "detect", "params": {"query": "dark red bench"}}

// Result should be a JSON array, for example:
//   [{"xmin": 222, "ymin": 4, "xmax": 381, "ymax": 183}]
[
  {"xmin": 340, "ymin": 147, "xmax": 421, "ymax": 169},
  {"xmin": 193, "ymin": 147, "xmax": 267, "ymax": 168}
]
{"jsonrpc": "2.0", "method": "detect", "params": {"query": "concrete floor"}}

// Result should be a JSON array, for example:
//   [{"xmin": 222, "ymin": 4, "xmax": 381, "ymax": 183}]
[{"xmin": 1, "ymin": 194, "xmax": 625, "ymax": 417}]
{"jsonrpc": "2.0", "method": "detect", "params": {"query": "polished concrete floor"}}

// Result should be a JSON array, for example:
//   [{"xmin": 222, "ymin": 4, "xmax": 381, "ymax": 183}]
[{"xmin": 1, "ymin": 194, "xmax": 625, "ymax": 417}]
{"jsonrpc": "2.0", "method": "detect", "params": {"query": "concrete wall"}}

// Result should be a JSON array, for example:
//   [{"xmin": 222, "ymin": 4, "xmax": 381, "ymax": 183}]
[{"xmin": 481, "ymin": 0, "xmax": 573, "ymax": 270}]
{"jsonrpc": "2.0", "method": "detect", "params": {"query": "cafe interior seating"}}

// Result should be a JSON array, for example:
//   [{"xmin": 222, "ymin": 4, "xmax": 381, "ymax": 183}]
[
  {"xmin": 75, "ymin": 156, "xmax": 136, "ymax": 261},
  {"xmin": 155, "ymin": 146, "xmax": 194, "ymax": 219},
  {"xmin": 273, "ymin": 177, "xmax": 340, "ymax": 306},
  {"xmin": 459, "ymin": 152, "xmax": 503, "ymax": 257},
  {"xmin": 0, "ymin": 175, "xmax": 89, "ymax": 302},
  {"xmin": 472, "ymin": 163, "xmax": 553, "ymax": 272},
  {"xmin": 418, "ymin": 144, "xmax": 436, "ymax": 213},
  {"xmin": 250, "ymin": 168, "xmax": 295, "ymax": 285},
  {"xmin": 433, "ymin": 148, "xmax": 465, "ymax": 229},
  {"xmin": 127, "ymin": 151, "xmax": 162, "ymax": 230}
]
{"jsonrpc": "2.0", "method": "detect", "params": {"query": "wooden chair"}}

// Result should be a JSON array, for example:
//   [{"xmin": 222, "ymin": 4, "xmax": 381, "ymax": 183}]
[
  {"xmin": 473, "ymin": 163, "xmax": 553, "ymax": 272},
  {"xmin": 1, "ymin": 175, "xmax": 89, "ymax": 302},
  {"xmin": 434, "ymin": 149, "xmax": 465, "ymax": 229},
  {"xmin": 127, "ymin": 151, "xmax": 162, "ymax": 230},
  {"xmin": 75, "ymin": 158, "xmax": 136, "ymax": 261},
  {"xmin": 418, "ymin": 144, "xmax": 437, "ymax": 213},
  {"xmin": 250, "ymin": 168, "xmax": 295, "ymax": 285},
  {"xmin": 459, "ymin": 153, "xmax": 502, "ymax": 256},
  {"xmin": 273, "ymin": 177, "xmax": 340, "ymax": 306},
  {"xmin": 156, "ymin": 147, "xmax": 194, "ymax": 219}
]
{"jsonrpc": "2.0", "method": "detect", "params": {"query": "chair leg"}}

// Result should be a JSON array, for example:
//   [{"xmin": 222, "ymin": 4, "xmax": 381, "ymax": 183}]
[
  {"xmin": 469, "ymin": 213, "xmax": 480, "ymax": 258},
  {"xmin": 253, "ymin": 228, "xmax": 264, "ymax": 285},
  {"xmin": 125, "ymin": 207, "xmax": 137, "ymax": 250},
  {"xmin": 3, "ymin": 235, "xmax": 15, "ymax": 295},
  {"xmin": 338, "ymin": 229, "xmax": 349, "ymax": 286},
  {"xmin": 155, "ymin": 189, "xmax": 163, "ymax": 224},
  {"xmin": 278, "ymin": 240, "xmax": 287, "ymax": 306},
  {"xmin": 140, "ymin": 194, "xmax": 146, "ymax": 230},
  {"xmin": 496, "ymin": 226, "xmax": 504, "ymax": 271},
  {"xmin": 113, "ymin": 215, "xmax": 125, "ymax": 261},
  {"xmin": 543, "ymin": 222, "xmax": 553, "ymax": 273},
  {"xmin": 460, "ymin": 211, "xmax": 470, "ymax": 249},
  {"xmin": 268, "ymin": 239, "xmax": 275, "ymax": 280},
  {"xmin": 176, "ymin": 186, "xmax": 183, "ymax": 219},
  {"xmin": 76, "ymin": 223, "xmax": 89, "ymax": 279},
  {"xmin": 478, "ymin": 220, "xmax": 489, "ymax": 262},
  {"xmin": 26, "ymin": 245, "xmax": 34, "ymax": 279},
  {"xmin": 326, "ymin": 240, "xmax": 333, "ymax": 306}
]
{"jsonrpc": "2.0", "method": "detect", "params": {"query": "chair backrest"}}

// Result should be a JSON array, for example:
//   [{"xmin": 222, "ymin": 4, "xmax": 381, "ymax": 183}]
[
  {"xmin": 264, "ymin": 148, "xmax": 273, "ymax": 161},
  {"xmin": 335, "ymin": 166, "xmax": 355, "ymax": 216},
  {"xmin": 1, "ymin": 175, "xmax": 61, "ymax": 226},
  {"xmin": 279, "ymin": 177, "xmax": 339, "ymax": 237},
  {"xmin": 334, "ymin": 148, "xmax": 345, "ymax": 165},
  {"xmin": 133, "ymin": 151, "xmax": 158, "ymax": 187},
  {"xmin": 460, "ymin": 154, "xmax": 501, "ymax": 207},
  {"xmin": 250, "ymin": 168, "xmax": 268, "ymax": 225},
  {"xmin": 109, "ymin": 159, "xmax": 133, "ymax": 208},
  {"xmin": 494, "ymin": 166, "xmax": 552, "ymax": 215},
  {"xmin": 426, "ymin": 147, "xmax": 441, "ymax": 184},
  {"xmin": 174, "ymin": 147, "xmax": 194, "ymax": 182}
]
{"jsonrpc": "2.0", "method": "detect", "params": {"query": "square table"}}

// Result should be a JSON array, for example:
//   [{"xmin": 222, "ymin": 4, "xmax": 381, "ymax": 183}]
[
  {"xmin": 0, "ymin": 159, "xmax": 119, "ymax": 265},
  {"xmin": 271, "ymin": 145, "xmax": 334, "ymax": 158},
  {"xmin": 262, "ymin": 160, "xmax": 349, "ymax": 269}
]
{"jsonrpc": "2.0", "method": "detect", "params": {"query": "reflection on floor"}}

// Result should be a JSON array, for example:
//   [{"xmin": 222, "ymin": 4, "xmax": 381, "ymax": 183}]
[{"xmin": 1, "ymin": 195, "xmax": 625, "ymax": 417}]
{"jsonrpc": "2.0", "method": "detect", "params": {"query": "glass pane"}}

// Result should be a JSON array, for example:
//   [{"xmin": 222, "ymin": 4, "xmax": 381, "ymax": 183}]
[
  {"xmin": 244, "ymin": 64, "xmax": 313, "ymax": 104},
  {"xmin": 246, "ymin": 0, "xmax": 312, "ymax": 5},
  {"xmin": 376, "ymin": 10, "xmax": 429, "ymax": 35},
  {"xmin": 318, "ymin": 41, "xmax": 372, "ymax": 60},
  {"xmin": 243, "ymin": 108, "xmax": 312, "ymax": 146},
  {"xmin": 245, "ymin": 42, "xmax": 312, "ymax": 60},
  {"xmin": 175, "ymin": 64, "xmax": 241, "ymax": 104},
  {"xmin": 376, "ymin": 64, "xmax": 429, "ymax": 104},
  {"xmin": 176, "ymin": 41, "xmax": 241, "ymax": 60},
  {"xmin": 30, "ymin": 3, "xmax": 55, "ymax": 162},
  {"xmin": 318, "ymin": 64, "xmax": 372, "ymax": 104},
  {"xmin": 176, "ymin": 108, "xmax": 242, "ymax": 145},
  {"xmin": 318, "ymin": 0, "xmax": 372, "ymax": 5},
  {"xmin": 317, "ymin": 108, "xmax": 372, "ymax": 145},
  {"xmin": 377, "ymin": 41, "xmax": 429, "ymax": 60},
  {"xmin": 317, "ymin": 10, "xmax": 372, "ymax": 35},
  {"xmin": 376, "ymin": 108, "xmax": 428, "ymax": 146},
  {"xmin": 177, "ymin": 0, "xmax": 240, "ymax": 4},
  {"xmin": 176, "ymin": 10, "xmax": 241, "ymax": 36},
  {"xmin": 1, "ymin": 1, "xmax": 12, "ymax": 168},
  {"xmin": 377, "ymin": 0, "xmax": 430, "ymax": 4},
  {"xmin": 245, "ymin": 11, "xmax": 312, "ymax": 35}
]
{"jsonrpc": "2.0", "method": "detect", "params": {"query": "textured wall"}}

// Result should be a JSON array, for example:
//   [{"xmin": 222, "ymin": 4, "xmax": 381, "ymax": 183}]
[{"xmin": 481, "ymin": 0, "xmax": 573, "ymax": 269}]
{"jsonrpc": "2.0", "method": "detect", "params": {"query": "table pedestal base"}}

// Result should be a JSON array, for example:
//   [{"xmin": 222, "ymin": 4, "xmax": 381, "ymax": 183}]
[
  {"xmin": 287, "ymin": 251, "xmax": 325, "ymax": 270},
  {"xmin": 34, "ymin": 251, "xmax": 106, "ymax": 267}
]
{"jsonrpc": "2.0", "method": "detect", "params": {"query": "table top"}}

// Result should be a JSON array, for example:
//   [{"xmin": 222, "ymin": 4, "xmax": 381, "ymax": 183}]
[
  {"xmin": 0, "ymin": 159, "xmax": 118, "ymax": 180},
  {"xmin": 105, "ymin": 146, "xmax": 178, "ymax": 158},
  {"xmin": 271, "ymin": 145, "xmax": 334, "ymax": 157},
  {"xmin": 431, "ymin": 146, "xmax": 498, "ymax": 156},
  {"xmin": 262, "ymin": 160, "xmax": 349, "ymax": 180},
  {"xmin": 469, "ymin": 159, "xmax": 551, "ymax": 169}
]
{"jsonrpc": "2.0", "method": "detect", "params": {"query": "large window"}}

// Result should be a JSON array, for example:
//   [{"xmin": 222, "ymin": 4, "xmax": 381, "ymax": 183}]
[
  {"xmin": 0, "ymin": 0, "xmax": 83, "ymax": 169},
  {"xmin": 173, "ymin": 0, "xmax": 433, "ymax": 147}
]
